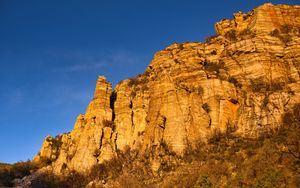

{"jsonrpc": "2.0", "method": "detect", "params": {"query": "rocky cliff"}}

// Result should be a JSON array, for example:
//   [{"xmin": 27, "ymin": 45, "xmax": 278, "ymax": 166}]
[{"xmin": 34, "ymin": 3, "xmax": 300, "ymax": 175}]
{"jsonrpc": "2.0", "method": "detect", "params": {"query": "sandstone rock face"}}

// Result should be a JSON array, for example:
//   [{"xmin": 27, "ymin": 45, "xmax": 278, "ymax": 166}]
[
  {"xmin": 35, "ymin": 3, "xmax": 300, "ymax": 173},
  {"xmin": 35, "ymin": 76, "xmax": 116, "ymax": 173}
]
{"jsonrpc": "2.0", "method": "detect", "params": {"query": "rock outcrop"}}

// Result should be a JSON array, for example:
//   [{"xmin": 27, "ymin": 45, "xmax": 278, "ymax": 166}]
[
  {"xmin": 34, "ymin": 76, "xmax": 117, "ymax": 173},
  {"xmin": 34, "ymin": 3, "xmax": 300, "ymax": 174}
]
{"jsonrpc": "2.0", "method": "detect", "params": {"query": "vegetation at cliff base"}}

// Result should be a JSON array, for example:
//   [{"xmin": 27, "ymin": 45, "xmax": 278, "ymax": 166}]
[
  {"xmin": 2, "ymin": 104, "xmax": 299, "ymax": 187},
  {"xmin": 0, "ymin": 161, "xmax": 39, "ymax": 187}
]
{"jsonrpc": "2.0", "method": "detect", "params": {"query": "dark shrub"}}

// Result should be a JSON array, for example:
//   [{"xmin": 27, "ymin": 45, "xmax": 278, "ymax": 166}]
[
  {"xmin": 160, "ymin": 140, "xmax": 176, "ymax": 156},
  {"xmin": 226, "ymin": 122, "xmax": 237, "ymax": 137},
  {"xmin": 194, "ymin": 175, "xmax": 213, "ymax": 188},
  {"xmin": 250, "ymin": 80, "xmax": 267, "ymax": 92},
  {"xmin": 0, "ymin": 168, "xmax": 13, "ymax": 186},
  {"xmin": 90, "ymin": 163, "xmax": 109, "ymax": 181},
  {"xmin": 10, "ymin": 161, "xmax": 38, "ymax": 179},
  {"xmin": 243, "ymin": 14, "xmax": 251, "ymax": 20},
  {"xmin": 209, "ymin": 129, "xmax": 221, "ymax": 144},
  {"xmin": 228, "ymin": 77, "xmax": 242, "ymax": 88},
  {"xmin": 93, "ymin": 148, "xmax": 101, "ymax": 157},
  {"xmin": 229, "ymin": 98, "xmax": 239, "ymax": 104},
  {"xmin": 128, "ymin": 75, "xmax": 148, "ymax": 87},
  {"xmin": 206, "ymin": 35, "xmax": 218, "ymax": 43},
  {"xmin": 60, "ymin": 171, "xmax": 87, "ymax": 188},
  {"xmin": 130, "ymin": 90, "xmax": 136, "ymax": 98},
  {"xmin": 117, "ymin": 174, "xmax": 146, "ymax": 188},
  {"xmin": 204, "ymin": 62, "xmax": 225, "ymax": 73},
  {"xmin": 250, "ymin": 80, "xmax": 283, "ymax": 93},
  {"xmin": 51, "ymin": 138, "xmax": 63, "ymax": 151},
  {"xmin": 140, "ymin": 84, "xmax": 149, "ymax": 92},
  {"xmin": 143, "ymin": 69, "xmax": 151, "ymax": 77},
  {"xmin": 283, "ymin": 103, "xmax": 300, "ymax": 127},
  {"xmin": 211, "ymin": 50, "xmax": 217, "ymax": 55},
  {"xmin": 268, "ymin": 82, "xmax": 284, "ymax": 92},
  {"xmin": 0, "ymin": 161, "xmax": 39, "ymax": 187},
  {"xmin": 39, "ymin": 156, "xmax": 53, "ymax": 166},
  {"xmin": 281, "ymin": 24, "xmax": 292, "ymax": 34},
  {"xmin": 253, "ymin": 169, "xmax": 284, "ymax": 188},
  {"xmin": 225, "ymin": 29, "xmax": 237, "ymax": 41},
  {"xmin": 202, "ymin": 103, "xmax": 211, "ymax": 113},
  {"xmin": 270, "ymin": 27, "xmax": 292, "ymax": 44},
  {"xmin": 270, "ymin": 29, "xmax": 280, "ymax": 37},
  {"xmin": 280, "ymin": 35, "xmax": 292, "ymax": 44},
  {"xmin": 128, "ymin": 76, "xmax": 140, "ymax": 87},
  {"xmin": 102, "ymin": 120, "xmax": 116, "ymax": 131},
  {"xmin": 30, "ymin": 172, "xmax": 57, "ymax": 188},
  {"xmin": 104, "ymin": 157, "xmax": 123, "ymax": 178},
  {"xmin": 194, "ymin": 86, "xmax": 204, "ymax": 95},
  {"xmin": 239, "ymin": 28, "xmax": 249, "ymax": 36},
  {"xmin": 239, "ymin": 28, "xmax": 256, "ymax": 39}
]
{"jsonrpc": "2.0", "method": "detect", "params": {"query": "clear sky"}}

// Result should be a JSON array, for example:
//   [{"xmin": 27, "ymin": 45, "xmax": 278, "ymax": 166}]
[{"xmin": 0, "ymin": 0, "xmax": 298, "ymax": 163}]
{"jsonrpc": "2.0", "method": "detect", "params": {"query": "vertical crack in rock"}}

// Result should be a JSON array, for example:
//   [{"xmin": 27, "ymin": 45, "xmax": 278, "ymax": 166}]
[{"xmin": 110, "ymin": 91, "xmax": 117, "ymax": 121}]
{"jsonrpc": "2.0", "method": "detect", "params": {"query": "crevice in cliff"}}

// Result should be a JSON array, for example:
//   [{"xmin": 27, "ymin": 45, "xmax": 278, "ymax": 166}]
[
  {"xmin": 110, "ymin": 91, "xmax": 117, "ymax": 121},
  {"xmin": 130, "ymin": 100, "xmax": 135, "ymax": 129},
  {"xmin": 99, "ymin": 130, "xmax": 104, "ymax": 149}
]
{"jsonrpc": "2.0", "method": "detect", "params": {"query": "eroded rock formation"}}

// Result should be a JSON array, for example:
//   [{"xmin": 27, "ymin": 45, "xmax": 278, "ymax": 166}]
[{"xmin": 34, "ymin": 3, "xmax": 300, "ymax": 174}]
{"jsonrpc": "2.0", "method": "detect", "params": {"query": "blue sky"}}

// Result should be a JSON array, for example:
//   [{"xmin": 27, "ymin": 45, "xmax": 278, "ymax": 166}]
[{"xmin": 0, "ymin": 0, "xmax": 298, "ymax": 163}]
